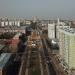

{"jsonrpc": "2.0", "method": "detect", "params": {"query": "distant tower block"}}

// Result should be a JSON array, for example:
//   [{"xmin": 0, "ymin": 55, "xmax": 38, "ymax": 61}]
[
  {"xmin": 33, "ymin": 16, "xmax": 37, "ymax": 23},
  {"xmin": 57, "ymin": 18, "xmax": 60, "ymax": 26}
]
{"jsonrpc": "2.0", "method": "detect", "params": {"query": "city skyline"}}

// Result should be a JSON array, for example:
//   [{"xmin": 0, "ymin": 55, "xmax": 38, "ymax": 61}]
[{"xmin": 0, "ymin": 0, "xmax": 75, "ymax": 19}]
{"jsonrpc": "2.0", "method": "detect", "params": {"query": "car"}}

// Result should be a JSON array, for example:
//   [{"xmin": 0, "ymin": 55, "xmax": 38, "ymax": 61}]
[
  {"xmin": 32, "ymin": 43, "xmax": 36, "ymax": 47},
  {"xmin": 32, "ymin": 41, "xmax": 37, "ymax": 47}
]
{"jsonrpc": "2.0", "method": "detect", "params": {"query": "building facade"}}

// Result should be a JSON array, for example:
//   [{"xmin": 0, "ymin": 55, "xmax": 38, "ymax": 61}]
[
  {"xmin": 48, "ymin": 19, "xmax": 70, "ymax": 40},
  {"xmin": 48, "ymin": 23, "xmax": 56, "ymax": 39},
  {"xmin": 59, "ymin": 28, "xmax": 75, "ymax": 69},
  {"xmin": 58, "ymin": 29, "xmax": 65, "ymax": 59},
  {"xmin": 0, "ymin": 19, "xmax": 20, "ymax": 27}
]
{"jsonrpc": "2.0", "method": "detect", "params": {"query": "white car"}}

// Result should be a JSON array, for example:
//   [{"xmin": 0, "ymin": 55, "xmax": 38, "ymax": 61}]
[{"xmin": 32, "ymin": 42, "xmax": 36, "ymax": 47}]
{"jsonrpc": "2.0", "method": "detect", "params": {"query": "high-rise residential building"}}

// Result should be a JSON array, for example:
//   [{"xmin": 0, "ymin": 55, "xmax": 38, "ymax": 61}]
[
  {"xmin": 58, "ymin": 29, "xmax": 65, "ymax": 59},
  {"xmin": 56, "ymin": 18, "xmax": 70, "ymax": 40},
  {"xmin": 48, "ymin": 18, "xmax": 70, "ymax": 40},
  {"xmin": 59, "ymin": 28, "xmax": 75, "ymax": 69},
  {"xmin": 48, "ymin": 23, "xmax": 56, "ymax": 39},
  {"xmin": 33, "ymin": 16, "xmax": 37, "ymax": 23},
  {"xmin": 56, "ymin": 25, "xmax": 70, "ymax": 39},
  {"xmin": 0, "ymin": 18, "xmax": 21, "ymax": 27},
  {"xmin": 6, "ymin": 21, "xmax": 9, "ymax": 26},
  {"xmin": 1, "ymin": 22, "xmax": 4, "ymax": 27}
]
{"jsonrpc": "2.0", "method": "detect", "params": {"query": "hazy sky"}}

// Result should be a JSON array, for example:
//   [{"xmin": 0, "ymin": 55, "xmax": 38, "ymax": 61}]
[{"xmin": 0, "ymin": 0, "xmax": 75, "ymax": 19}]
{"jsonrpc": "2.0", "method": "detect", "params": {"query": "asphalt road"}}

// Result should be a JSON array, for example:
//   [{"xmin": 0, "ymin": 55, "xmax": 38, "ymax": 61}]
[{"xmin": 42, "ymin": 39, "xmax": 57, "ymax": 75}]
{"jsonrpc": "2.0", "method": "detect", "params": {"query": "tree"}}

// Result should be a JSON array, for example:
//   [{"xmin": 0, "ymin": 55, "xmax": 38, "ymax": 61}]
[
  {"xmin": 17, "ymin": 33, "xmax": 27, "ymax": 53},
  {"xmin": 19, "ymin": 33, "xmax": 27, "ymax": 43}
]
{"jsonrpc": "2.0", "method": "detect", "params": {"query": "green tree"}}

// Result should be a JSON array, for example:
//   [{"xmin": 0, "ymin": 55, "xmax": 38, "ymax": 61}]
[{"xmin": 19, "ymin": 33, "xmax": 27, "ymax": 43}]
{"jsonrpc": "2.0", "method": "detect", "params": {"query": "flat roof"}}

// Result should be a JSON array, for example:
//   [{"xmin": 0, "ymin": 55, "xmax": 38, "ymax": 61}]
[{"xmin": 59, "ymin": 28, "xmax": 75, "ymax": 35}]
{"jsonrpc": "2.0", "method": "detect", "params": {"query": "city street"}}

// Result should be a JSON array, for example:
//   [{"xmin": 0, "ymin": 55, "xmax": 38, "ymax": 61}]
[{"xmin": 42, "ymin": 38, "xmax": 57, "ymax": 75}]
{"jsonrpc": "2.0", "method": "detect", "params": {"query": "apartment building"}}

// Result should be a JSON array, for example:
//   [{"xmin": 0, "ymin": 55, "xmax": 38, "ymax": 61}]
[
  {"xmin": 48, "ymin": 18, "xmax": 70, "ymax": 40},
  {"xmin": 48, "ymin": 23, "xmax": 70, "ymax": 40},
  {"xmin": 58, "ymin": 29, "xmax": 65, "ymax": 59},
  {"xmin": 59, "ymin": 28, "xmax": 75, "ymax": 69},
  {"xmin": 48, "ymin": 23, "xmax": 56, "ymax": 39},
  {"xmin": 0, "ymin": 19, "xmax": 20, "ymax": 27}
]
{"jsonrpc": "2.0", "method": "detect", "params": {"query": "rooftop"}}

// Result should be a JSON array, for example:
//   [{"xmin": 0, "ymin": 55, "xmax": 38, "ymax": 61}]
[
  {"xmin": 0, "ymin": 53, "xmax": 12, "ymax": 69},
  {"xmin": 59, "ymin": 28, "xmax": 75, "ymax": 35}
]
